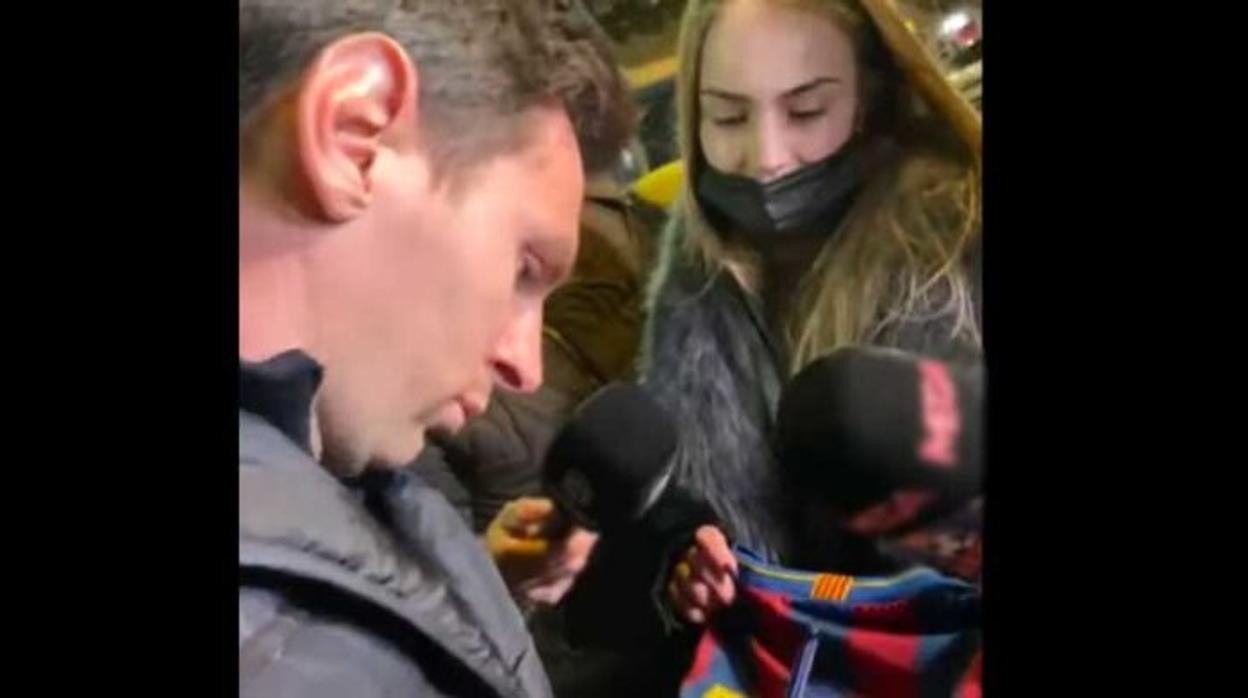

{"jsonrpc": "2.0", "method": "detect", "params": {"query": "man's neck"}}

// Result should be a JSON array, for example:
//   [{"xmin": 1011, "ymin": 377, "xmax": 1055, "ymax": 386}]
[{"xmin": 239, "ymin": 180, "xmax": 314, "ymax": 362}]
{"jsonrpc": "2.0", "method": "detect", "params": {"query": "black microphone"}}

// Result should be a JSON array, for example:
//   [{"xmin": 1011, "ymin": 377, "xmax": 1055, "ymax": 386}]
[
  {"xmin": 776, "ymin": 347, "xmax": 984, "ymax": 516},
  {"xmin": 547, "ymin": 383, "xmax": 721, "ymax": 647},
  {"xmin": 542, "ymin": 382, "xmax": 681, "ymax": 534}
]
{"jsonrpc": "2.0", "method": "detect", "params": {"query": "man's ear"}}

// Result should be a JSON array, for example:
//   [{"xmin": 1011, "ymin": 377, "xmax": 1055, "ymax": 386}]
[{"xmin": 294, "ymin": 32, "xmax": 418, "ymax": 222}]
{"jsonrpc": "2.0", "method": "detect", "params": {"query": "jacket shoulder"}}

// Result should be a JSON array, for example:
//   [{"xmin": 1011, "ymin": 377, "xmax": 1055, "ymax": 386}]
[
  {"xmin": 238, "ymin": 412, "xmax": 546, "ymax": 698},
  {"xmin": 239, "ymin": 584, "xmax": 452, "ymax": 698}
]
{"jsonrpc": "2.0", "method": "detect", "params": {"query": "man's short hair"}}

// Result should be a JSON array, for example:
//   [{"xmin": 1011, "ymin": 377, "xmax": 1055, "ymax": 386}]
[{"xmin": 240, "ymin": 0, "xmax": 634, "ymax": 175}]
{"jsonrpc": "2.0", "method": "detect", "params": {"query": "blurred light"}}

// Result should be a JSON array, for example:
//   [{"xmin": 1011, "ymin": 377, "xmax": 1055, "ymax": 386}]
[{"xmin": 940, "ymin": 11, "xmax": 972, "ymax": 37}]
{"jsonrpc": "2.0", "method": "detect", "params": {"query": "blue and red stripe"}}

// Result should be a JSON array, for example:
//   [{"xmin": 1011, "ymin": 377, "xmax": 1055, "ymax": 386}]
[{"xmin": 680, "ymin": 546, "xmax": 981, "ymax": 698}]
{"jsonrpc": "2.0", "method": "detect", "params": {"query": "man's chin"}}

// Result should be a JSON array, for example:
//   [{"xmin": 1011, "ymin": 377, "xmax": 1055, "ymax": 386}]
[
  {"xmin": 376, "ymin": 431, "xmax": 427, "ymax": 469},
  {"xmin": 318, "ymin": 411, "xmax": 428, "ymax": 475},
  {"xmin": 424, "ymin": 423, "xmax": 458, "ymax": 442}
]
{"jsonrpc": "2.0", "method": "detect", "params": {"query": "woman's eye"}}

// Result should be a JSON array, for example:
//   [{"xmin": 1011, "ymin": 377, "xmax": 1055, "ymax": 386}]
[{"xmin": 789, "ymin": 108, "xmax": 826, "ymax": 122}]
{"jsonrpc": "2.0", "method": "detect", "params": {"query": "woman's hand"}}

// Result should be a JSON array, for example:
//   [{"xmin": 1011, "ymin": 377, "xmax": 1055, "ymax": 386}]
[
  {"xmin": 667, "ymin": 525, "xmax": 738, "ymax": 624},
  {"xmin": 486, "ymin": 496, "xmax": 598, "ymax": 606}
]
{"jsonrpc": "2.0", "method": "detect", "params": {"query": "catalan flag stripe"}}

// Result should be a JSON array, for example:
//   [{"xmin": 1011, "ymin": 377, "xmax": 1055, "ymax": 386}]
[{"xmin": 811, "ymin": 574, "xmax": 854, "ymax": 601}]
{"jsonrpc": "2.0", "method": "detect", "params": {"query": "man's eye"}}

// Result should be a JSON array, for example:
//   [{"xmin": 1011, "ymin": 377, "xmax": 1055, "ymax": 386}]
[
  {"xmin": 711, "ymin": 114, "xmax": 747, "ymax": 127},
  {"xmin": 517, "ymin": 254, "xmax": 542, "ymax": 290}
]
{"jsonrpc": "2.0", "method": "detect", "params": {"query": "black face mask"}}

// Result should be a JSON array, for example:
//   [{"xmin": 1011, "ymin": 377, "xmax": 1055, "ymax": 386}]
[{"xmin": 695, "ymin": 139, "xmax": 872, "ymax": 245}]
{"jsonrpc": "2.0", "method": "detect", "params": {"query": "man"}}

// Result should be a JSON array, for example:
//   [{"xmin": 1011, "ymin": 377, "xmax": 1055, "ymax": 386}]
[{"xmin": 238, "ymin": 1, "xmax": 631, "ymax": 696}]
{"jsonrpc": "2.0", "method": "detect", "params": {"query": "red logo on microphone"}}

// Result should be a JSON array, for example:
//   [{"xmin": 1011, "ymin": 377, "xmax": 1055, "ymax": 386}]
[{"xmin": 918, "ymin": 359, "xmax": 960, "ymax": 468}]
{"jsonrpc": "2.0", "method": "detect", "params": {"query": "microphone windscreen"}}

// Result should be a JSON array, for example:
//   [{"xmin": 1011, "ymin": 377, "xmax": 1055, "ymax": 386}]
[
  {"xmin": 543, "ymin": 383, "xmax": 678, "ymax": 532},
  {"xmin": 776, "ymin": 347, "xmax": 983, "ymax": 514}
]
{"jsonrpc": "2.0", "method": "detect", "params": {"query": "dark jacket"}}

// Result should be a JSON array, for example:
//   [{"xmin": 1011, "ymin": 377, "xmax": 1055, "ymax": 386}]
[{"xmin": 238, "ymin": 352, "xmax": 552, "ymax": 698}]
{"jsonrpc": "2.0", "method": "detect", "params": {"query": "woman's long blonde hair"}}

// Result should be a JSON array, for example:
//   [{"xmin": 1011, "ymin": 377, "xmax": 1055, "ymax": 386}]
[{"xmin": 673, "ymin": 0, "xmax": 981, "ymax": 374}]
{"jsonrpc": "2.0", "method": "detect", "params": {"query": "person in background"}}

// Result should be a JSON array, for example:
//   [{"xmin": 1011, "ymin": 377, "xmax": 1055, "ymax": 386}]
[{"xmin": 237, "ymin": 1, "xmax": 632, "ymax": 696}]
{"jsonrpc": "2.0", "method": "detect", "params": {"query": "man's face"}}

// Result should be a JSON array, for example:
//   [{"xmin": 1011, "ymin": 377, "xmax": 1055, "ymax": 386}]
[{"xmin": 308, "ymin": 107, "xmax": 584, "ymax": 473}]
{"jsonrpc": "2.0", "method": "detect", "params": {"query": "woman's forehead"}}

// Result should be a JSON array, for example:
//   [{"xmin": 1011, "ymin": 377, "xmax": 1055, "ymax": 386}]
[{"xmin": 699, "ymin": 2, "xmax": 856, "ymax": 98}]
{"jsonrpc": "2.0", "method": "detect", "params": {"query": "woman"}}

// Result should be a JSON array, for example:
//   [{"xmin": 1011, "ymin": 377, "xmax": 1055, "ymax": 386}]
[
  {"xmin": 636, "ymin": 5, "xmax": 984, "ymax": 695},
  {"xmin": 654, "ymin": 0, "xmax": 980, "ymax": 580},
  {"xmin": 493, "ymin": 0, "xmax": 983, "ymax": 693}
]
